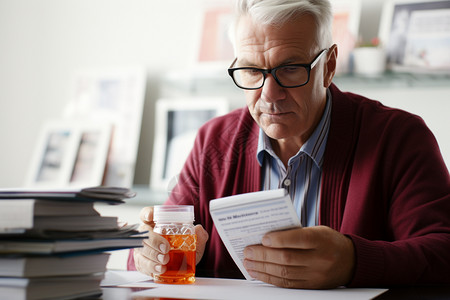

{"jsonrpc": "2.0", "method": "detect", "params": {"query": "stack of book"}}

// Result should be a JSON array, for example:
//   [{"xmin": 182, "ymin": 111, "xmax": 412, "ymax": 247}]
[{"xmin": 0, "ymin": 186, "xmax": 145, "ymax": 300}]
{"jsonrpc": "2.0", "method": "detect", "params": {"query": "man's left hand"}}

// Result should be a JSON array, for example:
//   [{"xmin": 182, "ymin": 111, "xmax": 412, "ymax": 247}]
[{"xmin": 243, "ymin": 226, "xmax": 355, "ymax": 289}]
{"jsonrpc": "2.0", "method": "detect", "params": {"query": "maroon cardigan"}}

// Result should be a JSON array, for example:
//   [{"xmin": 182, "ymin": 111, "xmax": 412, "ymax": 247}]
[{"xmin": 129, "ymin": 84, "xmax": 450, "ymax": 287}]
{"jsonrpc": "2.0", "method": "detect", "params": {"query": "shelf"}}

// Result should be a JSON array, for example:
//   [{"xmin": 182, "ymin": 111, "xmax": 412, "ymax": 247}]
[
  {"xmin": 333, "ymin": 72, "xmax": 450, "ymax": 89},
  {"xmin": 160, "ymin": 69, "xmax": 450, "ymax": 103}
]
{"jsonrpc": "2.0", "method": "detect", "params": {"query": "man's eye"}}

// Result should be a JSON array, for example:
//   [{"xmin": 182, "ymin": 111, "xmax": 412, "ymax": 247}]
[
  {"xmin": 243, "ymin": 69, "xmax": 261, "ymax": 76},
  {"xmin": 281, "ymin": 66, "xmax": 301, "ymax": 73}
]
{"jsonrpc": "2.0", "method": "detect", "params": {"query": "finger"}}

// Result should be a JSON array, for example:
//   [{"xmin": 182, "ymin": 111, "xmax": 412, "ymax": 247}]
[
  {"xmin": 262, "ymin": 226, "xmax": 322, "ymax": 249},
  {"xmin": 138, "ymin": 238, "xmax": 170, "ymax": 265},
  {"xmin": 139, "ymin": 206, "xmax": 155, "ymax": 226},
  {"xmin": 249, "ymin": 227, "xmax": 356, "ymax": 288},
  {"xmin": 194, "ymin": 225, "xmax": 209, "ymax": 264},
  {"xmin": 243, "ymin": 258, "xmax": 309, "ymax": 280},
  {"xmin": 244, "ymin": 245, "xmax": 315, "ymax": 266},
  {"xmin": 134, "ymin": 230, "xmax": 171, "ymax": 276},
  {"xmin": 142, "ymin": 230, "xmax": 171, "ymax": 254},
  {"xmin": 138, "ymin": 223, "xmax": 153, "ymax": 233},
  {"xmin": 134, "ymin": 246, "xmax": 167, "ymax": 275},
  {"xmin": 244, "ymin": 254, "xmax": 334, "ymax": 289},
  {"xmin": 249, "ymin": 266, "xmax": 343, "ymax": 289},
  {"xmin": 247, "ymin": 269, "xmax": 319, "ymax": 289},
  {"xmin": 243, "ymin": 248, "xmax": 342, "ymax": 289}
]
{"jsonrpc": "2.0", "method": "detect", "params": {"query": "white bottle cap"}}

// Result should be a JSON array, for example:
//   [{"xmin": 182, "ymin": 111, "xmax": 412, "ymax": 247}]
[{"xmin": 154, "ymin": 205, "xmax": 194, "ymax": 223}]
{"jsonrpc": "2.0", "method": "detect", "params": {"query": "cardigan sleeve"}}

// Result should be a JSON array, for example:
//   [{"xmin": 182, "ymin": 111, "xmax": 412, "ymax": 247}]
[
  {"xmin": 323, "ymin": 86, "xmax": 450, "ymax": 287},
  {"xmin": 344, "ymin": 108, "xmax": 450, "ymax": 287}
]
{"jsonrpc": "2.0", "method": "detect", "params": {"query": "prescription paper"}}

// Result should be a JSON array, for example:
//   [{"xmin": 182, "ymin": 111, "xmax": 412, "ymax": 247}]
[{"xmin": 209, "ymin": 189, "xmax": 301, "ymax": 280}]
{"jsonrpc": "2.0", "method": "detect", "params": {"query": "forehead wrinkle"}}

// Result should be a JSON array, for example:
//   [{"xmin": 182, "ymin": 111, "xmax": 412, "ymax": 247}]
[
  {"xmin": 238, "ymin": 39, "xmax": 311, "ymax": 67},
  {"xmin": 236, "ymin": 37, "xmax": 264, "ymax": 66}
]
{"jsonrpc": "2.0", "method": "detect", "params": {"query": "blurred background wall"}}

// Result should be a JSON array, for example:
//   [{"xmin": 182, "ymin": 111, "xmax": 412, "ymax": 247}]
[{"xmin": 1, "ymin": 0, "xmax": 448, "ymax": 189}]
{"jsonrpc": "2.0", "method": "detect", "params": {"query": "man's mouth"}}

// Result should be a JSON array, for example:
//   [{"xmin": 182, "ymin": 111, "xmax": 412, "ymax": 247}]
[{"xmin": 261, "ymin": 109, "xmax": 290, "ymax": 115}]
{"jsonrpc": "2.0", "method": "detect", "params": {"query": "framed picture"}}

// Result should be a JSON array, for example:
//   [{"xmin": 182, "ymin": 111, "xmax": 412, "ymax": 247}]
[
  {"xmin": 330, "ymin": 0, "xmax": 362, "ymax": 74},
  {"xmin": 25, "ymin": 120, "xmax": 112, "ymax": 188},
  {"xmin": 150, "ymin": 98, "xmax": 229, "ymax": 191},
  {"xmin": 379, "ymin": 0, "xmax": 450, "ymax": 73},
  {"xmin": 195, "ymin": 1, "xmax": 235, "ymax": 67},
  {"xmin": 64, "ymin": 67, "xmax": 146, "ymax": 187}
]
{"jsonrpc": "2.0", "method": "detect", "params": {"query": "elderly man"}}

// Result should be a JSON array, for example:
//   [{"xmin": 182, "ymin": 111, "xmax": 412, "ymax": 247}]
[{"xmin": 130, "ymin": 0, "xmax": 450, "ymax": 289}]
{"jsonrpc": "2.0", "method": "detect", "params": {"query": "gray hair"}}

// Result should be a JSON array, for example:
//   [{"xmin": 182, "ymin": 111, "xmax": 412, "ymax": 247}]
[{"xmin": 230, "ymin": 0, "xmax": 333, "ymax": 50}]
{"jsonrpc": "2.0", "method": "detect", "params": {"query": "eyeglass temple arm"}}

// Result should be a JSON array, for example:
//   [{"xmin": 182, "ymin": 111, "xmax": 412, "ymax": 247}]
[{"xmin": 228, "ymin": 58, "xmax": 238, "ymax": 69}]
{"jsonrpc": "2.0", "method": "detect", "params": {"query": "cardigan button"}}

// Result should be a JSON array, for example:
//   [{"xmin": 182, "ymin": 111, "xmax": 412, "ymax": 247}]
[{"xmin": 283, "ymin": 179, "xmax": 291, "ymax": 186}]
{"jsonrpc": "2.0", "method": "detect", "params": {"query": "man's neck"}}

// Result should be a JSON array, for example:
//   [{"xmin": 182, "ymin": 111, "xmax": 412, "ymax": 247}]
[{"xmin": 270, "ymin": 137, "xmax": 303, "ymax": 167}]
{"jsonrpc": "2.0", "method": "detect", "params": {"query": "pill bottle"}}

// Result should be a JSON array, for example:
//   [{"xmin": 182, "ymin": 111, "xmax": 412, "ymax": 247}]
[{"xmin": 153, "ymin": 205, "xmax": 196, "ymax": 284}]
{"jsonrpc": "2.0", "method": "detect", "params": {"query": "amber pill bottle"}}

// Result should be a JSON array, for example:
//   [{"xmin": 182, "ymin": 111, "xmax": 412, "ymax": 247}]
[{"xmin": 153, "ymin": 205, "xmax": 196, "ymax": 284}]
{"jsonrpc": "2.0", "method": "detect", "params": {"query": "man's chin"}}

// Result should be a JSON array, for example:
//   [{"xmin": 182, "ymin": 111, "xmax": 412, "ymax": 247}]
[{"xmin": 261, "ymin": 125, "xmax": 291, "ymax": 140}]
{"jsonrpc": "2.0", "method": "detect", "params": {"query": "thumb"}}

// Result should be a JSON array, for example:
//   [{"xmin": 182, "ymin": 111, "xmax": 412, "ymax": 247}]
[
  {"xmin": 139, "ymin": 206, "xmax": 155, "ymax": 227},
  {"xmin": 194, "ymin": 225, "xmax": 209, "ymax": 264}
]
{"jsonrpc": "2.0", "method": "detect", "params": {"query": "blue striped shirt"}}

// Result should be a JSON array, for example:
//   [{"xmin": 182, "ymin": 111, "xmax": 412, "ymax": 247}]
[{"xmin": 256, "ymin": 90, "xmax": 332, "ymax": 227}]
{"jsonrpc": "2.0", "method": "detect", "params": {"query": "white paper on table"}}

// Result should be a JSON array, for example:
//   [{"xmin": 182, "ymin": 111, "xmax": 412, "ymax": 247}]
[
  {"xmin": 101, "ymin": 270, "xmax": 153, "ymax": 287},
  {"xmin": 130, "ymin": 276, "xmax": 388, "ymax": 300},
  {"xmin": 209, "ymin": 189, "xmax": 301, "ymax": 280},
  {"xmin": 101, "ymin": 271, "xmax": 388, "ymax": 300}
]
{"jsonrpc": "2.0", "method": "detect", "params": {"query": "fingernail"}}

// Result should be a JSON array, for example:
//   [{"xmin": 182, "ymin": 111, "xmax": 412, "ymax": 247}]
[
  {"xmin": 244, "ymin": 248, "xmax": 253, "ymax": 259},
  {"xmin": 262, "ymin": 236, "xmax": 271, "ymax": 246},
  {"xmin": 159, "ymin": 244, "xmax": 167, "ymax": 253},
  {"xmin": 157, "ymin": 254, "xmax": 165, "ymax": 263},
  {"xmin": 155, "ymin": 265, "xmax": 162, "ymax": 273}
]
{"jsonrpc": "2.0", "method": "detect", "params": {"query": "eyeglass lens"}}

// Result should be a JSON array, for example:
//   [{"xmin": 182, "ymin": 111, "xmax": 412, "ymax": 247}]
[{"xmin": 232, "ymin": 66, "xmax": 309, "ymax": 89}]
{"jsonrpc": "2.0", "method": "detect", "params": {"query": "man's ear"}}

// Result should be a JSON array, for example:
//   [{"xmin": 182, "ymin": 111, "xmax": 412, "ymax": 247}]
[{"xmin": 323, "ymin": 44, "xmax": 338, "ymax": 88}]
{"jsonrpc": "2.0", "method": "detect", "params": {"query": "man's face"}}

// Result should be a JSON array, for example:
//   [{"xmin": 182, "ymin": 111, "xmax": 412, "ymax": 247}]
[{"xmin": 235, "ymin": 15, "xmax": 332, "ymax": 146}]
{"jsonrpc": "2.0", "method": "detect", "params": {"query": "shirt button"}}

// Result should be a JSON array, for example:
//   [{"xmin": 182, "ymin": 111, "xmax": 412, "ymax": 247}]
[{"xmin": 284, "ymin": 179, "xmax": 291, "ymax": 186}]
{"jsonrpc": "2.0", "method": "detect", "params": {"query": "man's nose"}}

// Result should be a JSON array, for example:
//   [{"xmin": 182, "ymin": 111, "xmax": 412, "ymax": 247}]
[{"xmin": 261, "ymin": 74, "xmax": 286, "ymax": 103}]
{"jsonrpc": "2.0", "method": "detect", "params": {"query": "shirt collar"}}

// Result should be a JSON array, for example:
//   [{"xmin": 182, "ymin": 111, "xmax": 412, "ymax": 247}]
[{"xmin": 257, "ymin": 89, "xmax": 332, "ymax": 168}]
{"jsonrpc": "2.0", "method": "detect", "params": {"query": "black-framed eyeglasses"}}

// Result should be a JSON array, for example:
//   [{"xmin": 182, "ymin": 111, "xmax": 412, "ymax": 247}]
[{"xmin": 227, "ymin": 49, "xmax": 328, "ymax": 90}]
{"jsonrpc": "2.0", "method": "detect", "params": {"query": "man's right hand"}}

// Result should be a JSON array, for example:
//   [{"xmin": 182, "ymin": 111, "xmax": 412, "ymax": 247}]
[{"xmin": 133, "ymin": 206, "xmax": 209, "ymax": 277}]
